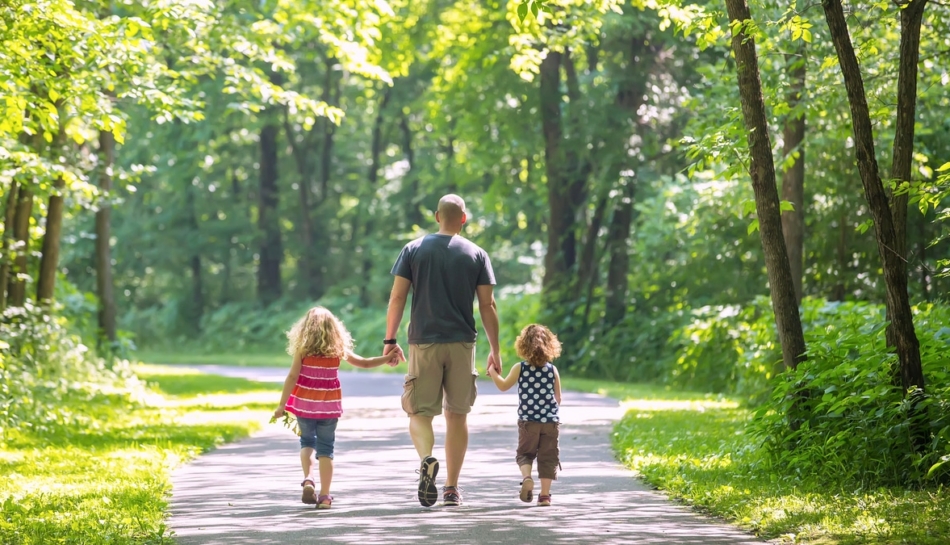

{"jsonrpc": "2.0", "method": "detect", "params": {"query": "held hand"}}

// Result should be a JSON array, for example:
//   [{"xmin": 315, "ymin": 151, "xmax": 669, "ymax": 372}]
[
  {"xmin": 487, "ymin": 350, "xmax": 502, "ymax": 376},
  {"xmin": 386, "ymin": 353, "xmax": 400, "ymax": 367},
  {"xmin": 384, "ymin": 343, "xmax": 406, "ymax": 363},
  {"xmin": 486, "ymin": 364, "xmax": 497, "ymax": 377}
]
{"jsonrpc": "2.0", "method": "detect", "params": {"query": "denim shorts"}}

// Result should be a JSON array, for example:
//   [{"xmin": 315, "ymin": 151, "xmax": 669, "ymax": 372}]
[{"xmin": 297, "ymin": 417, "xmax": 338, "ymax": 459}]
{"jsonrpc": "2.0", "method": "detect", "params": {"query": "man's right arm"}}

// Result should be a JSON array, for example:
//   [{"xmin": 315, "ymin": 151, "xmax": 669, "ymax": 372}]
[
  {"xmin": 476, "ymin": 284, "xmax": 501, "ymax": 374},
  {"xmin": 385, "ymin": 275, "xmax": 411, "ymax": 362}
]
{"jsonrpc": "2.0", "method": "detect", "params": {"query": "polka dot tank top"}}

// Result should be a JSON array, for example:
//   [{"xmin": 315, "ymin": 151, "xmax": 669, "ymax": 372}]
[{"xmin": 517, "ymin": 361, "xmax": 559, "ymax": 423}]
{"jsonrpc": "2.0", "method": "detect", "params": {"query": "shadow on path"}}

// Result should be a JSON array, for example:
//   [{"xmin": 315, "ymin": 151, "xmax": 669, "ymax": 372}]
[{"xmin": 170, "ymin": 370, "xmax": 765, "ymax": 545}]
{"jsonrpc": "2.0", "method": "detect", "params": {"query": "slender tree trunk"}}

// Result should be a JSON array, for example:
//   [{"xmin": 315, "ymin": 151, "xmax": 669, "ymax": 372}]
[
  {"xmin": 283, "ymin": 110, "xmax": 320, "ymax": 299},
  {"xmin": 400, "ymin": 113, "xmax": 423, "ymax": 227},
  {"xmin": 360, "ymin": 86, "xmax": 392, "ymax": 306},
  {"xmin": 96, "ymin": 131, "xmax": 117, "ymax": 342},
  {"xmin": 0, "ymin": 181, "xmax": 19, "ymax": 311},
  {"xmin": 725, "ymin": 0, "xmax": 807, "ymax": 372},
  {"xmin": 831, "ymin": 210, "xmax": 848, "ymax": 301},
  {"xmin": 781, "ymin": 44, "xmax": 806, "ymax": 304},
  {"xmin": 604, "ymin": 181, "xmax": 635, "ymax": 325},
  {"xmin": 8, "ymin": 186, "xmax": 33, "ymax": 307},
  {"xmin": 918, "ymin": 213, "xmax": 929, "ymax": 301},
  {"xmin": 540, "ymin": 50, "xmax": 574, "ymax": 293},
  {"xmin": 821, "ymin": 0, "xmax": 924, "ymax": 396},
  {"xmin": 182, "ymin": 164, "xmax": 204, "ymax": 328},
  {"xmin": 885, "ymin": 0, "xmax": 927, "ymax": 353},
  {"xmin": 257, "ymin": 119, "xmax": 282, "ymax": 306},
  {"xmin": 36, "ymin": 175, "xmax": 65, "ymax": 302}
]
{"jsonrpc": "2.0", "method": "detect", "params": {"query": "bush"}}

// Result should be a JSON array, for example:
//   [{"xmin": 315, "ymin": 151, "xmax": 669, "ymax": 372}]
[
  {"xmin": 1, "ymin": 302, "xmax": 142, "ymax": 436},
  {"xmin": 749, "ymin": 301, "xmax": 950, "ymax": 487}
]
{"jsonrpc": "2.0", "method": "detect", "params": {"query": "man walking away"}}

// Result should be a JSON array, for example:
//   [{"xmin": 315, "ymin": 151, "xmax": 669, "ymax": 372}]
[{"xmin": 383, "ymin": 194, "xmax": 502, "ymax": 507}]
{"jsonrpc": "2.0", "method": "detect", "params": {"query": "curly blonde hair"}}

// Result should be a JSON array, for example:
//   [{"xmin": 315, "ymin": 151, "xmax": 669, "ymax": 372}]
[
  {"xmin": 286, "ymin": 306, "xmax": 353, "ymax": 358},
  {"xmin": 515, "ymin": 324, "xmax": 562, "ymax": 368}
]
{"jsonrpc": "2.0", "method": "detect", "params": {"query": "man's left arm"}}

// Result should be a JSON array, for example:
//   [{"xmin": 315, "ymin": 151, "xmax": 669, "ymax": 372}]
[{"xmin": 476, "ymin": 284, "xmax": 501, "ymax": 375}]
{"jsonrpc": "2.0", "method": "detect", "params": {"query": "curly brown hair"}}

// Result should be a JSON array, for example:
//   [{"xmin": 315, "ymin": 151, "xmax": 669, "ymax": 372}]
[{"xmin": 515, "ymin": 324, "xmax": 562, "ymax": 368}]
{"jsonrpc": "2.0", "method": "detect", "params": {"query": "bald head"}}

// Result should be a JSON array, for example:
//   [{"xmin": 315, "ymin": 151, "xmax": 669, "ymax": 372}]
[{"xmin": 436, "ymin": 194, "xmax": 467, "ymax": 231}]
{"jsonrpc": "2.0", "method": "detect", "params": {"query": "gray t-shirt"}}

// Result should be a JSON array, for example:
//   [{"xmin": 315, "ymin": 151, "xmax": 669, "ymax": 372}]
[{"xmin": 391, "ymin": 234, "xmax": 496, "ymax": 344}]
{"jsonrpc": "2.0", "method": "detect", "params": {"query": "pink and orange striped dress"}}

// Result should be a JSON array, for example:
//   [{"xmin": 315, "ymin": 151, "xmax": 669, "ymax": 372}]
[{"xmin": 285, "ymin": 355, "xmax": 343, "ymax": 419}]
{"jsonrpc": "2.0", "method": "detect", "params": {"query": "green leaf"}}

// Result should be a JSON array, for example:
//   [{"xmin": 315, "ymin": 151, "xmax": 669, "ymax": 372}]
[
  {"xmin": 517, "ymin": 2, "xmax": 528, "ymax": 22},
  {"xmin": 49, "ymin": 89, "xmax": 59, "ymax": 103},
  {"xmin": 780, "ymin": 200, "xmax": 795, "ymax": 212},
  {"xmin": 936, "ymin": 161, "xmax": 950, "ymax": 172},
  {"xmin": 531, "ymin": 1, "xmax": 540, "ymax": 19},
  {"xmin": 747, "ymin": 218, "xmax": 759, "ymax": 235}
]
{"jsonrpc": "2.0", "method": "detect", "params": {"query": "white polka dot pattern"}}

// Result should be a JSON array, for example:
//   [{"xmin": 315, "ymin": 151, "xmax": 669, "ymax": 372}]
[{"xmin": 516, "ymin": 361, "xmax": 559, "ymax": 423}]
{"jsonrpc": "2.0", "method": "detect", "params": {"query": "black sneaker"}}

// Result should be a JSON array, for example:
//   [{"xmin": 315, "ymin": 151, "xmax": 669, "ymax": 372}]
[
  {"xmin": 442, "ymin": 485, "xmax": 462, "ymax": 506},
  {"xmin": 416, "ymin": 456, "xmax": 439, "ymax": 507}
]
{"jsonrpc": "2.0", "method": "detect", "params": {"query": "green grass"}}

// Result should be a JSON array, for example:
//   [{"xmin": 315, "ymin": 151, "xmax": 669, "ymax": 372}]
[
  {"xmin": 136, "ymin": 349, "xmax": 290, "ymax": 367},
  {"xmin": 0, "ymin": 364, "xmax": 279, "ymax": 544},
  {"xmin": 601, "ymin": 380, "xmax": 950, "ymax": 544}
]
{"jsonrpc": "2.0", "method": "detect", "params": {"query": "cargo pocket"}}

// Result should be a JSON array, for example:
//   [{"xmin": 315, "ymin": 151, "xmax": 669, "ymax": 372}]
[
  {"xmin": 401, "ymin": 374, "xmax": 418, "ymax": 414},
  {"xmin": 468, "ymin": 371, "xmax": 479, "ymax": 407}
]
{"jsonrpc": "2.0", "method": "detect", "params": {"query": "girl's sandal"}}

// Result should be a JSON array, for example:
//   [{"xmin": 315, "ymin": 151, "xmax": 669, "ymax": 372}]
[
  {"xmin": 300, "ymin": 479, "xmax": 317, "ymax": 505},
  {"xmin": 537, "ymin": 494, "xmax": 552, "ymax": 507},
  {"xmin": 519, "ymin": 477, "xmax": 534, "ymax": 503},
  {"xmin": 317, "ymin": 495, "xmax": 333, "ymax": 509}
]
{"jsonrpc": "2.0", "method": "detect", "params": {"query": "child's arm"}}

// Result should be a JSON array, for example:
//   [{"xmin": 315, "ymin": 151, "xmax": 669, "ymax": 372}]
[
  {"xmin": 487, "ymin": 362, "xmax": 520, "ymax": 392},
  {"xmin": 344, "ymin": 351, "xmax": 397, "ymax": 369},
  {"xmin": 552, "ymin": 365, "xmax": 562, "ymax": 405},
  {"xmin": 275, "ymin": 352, "xmax": 303, "ymax": 418}
]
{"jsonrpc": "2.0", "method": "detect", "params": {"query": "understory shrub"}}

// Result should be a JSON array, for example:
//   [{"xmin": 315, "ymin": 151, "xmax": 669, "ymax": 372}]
[
  {"xmin": 748, "ymin": 302, "xmax": 950, "ymax": 487},
  {"xmin": 0, "ymin": 302, "xmax": 142, "ymax": 436}
]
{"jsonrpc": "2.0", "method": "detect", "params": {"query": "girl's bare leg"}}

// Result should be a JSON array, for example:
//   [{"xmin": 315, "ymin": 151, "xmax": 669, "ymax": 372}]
[
  {"xmin": 519, "ymin": 464, "xmax": 532, "ymax": 479},
  {"xmin": 300, "ymin": 447, "xmax": 316, "ymax": 478},
  {"xmin": 318, "ymin": 456, "xmax": 333, "ymax": 496},
  {"xmin": 540, "ymin": 478, "xmax": 553, "ymax": 496}
]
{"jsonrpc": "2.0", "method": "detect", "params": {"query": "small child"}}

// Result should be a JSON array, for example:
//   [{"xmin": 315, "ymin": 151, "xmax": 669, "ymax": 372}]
[
  {"xmin": 487, "ymin": 323, "xmax": 562, "ymax": 507},
  {"xmin": 274, "ymin": 306, "xmax": 396, "ymax": 509}
]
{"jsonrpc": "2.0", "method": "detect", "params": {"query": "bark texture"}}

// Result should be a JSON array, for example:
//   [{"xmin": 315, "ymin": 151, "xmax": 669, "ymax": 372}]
[
  {"xmin": 781, "ymin": 45, "xmax": 806, "ymax": 304},
  {"xmin": 96, "ymin": 131, "xmax": 117, "ymax": 342},
  {"xmin": 7, "ymin": 186, "xmax": 33, "ymax": 307},
  {"xmin": 0, "ymin": 181, "xmax": 19, "ymax": 311},
  {"xmin": 36, "ymin": 176, "xmax": 65, "ymax": 302}
]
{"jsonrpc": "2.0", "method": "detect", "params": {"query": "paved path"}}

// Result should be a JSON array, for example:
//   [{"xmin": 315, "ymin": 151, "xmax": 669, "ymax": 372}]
[{"xmin": 169, "ymin": 368, "xmax": 765, "ymax": 545}]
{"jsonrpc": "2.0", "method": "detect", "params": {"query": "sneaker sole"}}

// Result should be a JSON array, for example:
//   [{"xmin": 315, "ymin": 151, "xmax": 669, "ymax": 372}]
[
  {"xmin": 418, "ymin": 456, "xmax": 439, "ymax": 507},
  {"xmin": 519, "ymin": 478, "xmax": 534, "ymax": 503}
]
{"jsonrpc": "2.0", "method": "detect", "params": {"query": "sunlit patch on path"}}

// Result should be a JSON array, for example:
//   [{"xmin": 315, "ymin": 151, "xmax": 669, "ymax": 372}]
[{"xmin": 170, "ymin": 370, "xmax": 766, "ymax": 544}]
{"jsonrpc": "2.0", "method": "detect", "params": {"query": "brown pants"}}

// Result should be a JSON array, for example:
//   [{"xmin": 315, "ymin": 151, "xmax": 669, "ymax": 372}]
[{"xmin": 516, "ymin": 420, "xmax": 560, "ymax": 480}]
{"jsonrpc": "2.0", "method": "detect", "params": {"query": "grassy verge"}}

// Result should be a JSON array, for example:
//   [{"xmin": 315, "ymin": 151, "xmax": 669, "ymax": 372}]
[
  {"xmin": 0, "ymin": 364, "xmax": 279, "ymax": 544},
  {"xmin": 571, "ymin": 378, "xmax": 950, "ymax": 544}
]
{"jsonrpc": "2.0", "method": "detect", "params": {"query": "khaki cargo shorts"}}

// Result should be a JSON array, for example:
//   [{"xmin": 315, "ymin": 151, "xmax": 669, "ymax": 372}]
[{"xmin": 401, "ymin": 342, "xmax": 478, "ymax": 417}]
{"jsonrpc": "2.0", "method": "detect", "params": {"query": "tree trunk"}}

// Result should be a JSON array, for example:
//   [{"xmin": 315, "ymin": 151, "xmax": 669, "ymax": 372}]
[
  {"xmin": 540, "ymin": 50, "xmax": 574, "ymax": 293},
  {"xmin": 820, "ymin": 0, "xmax": 924, "ymax": 394},
  {"xmin": 283, "ymin": 110, "xmax": 320, "ymax": 300},
  {"xmin": 604, "ymin": 181, "xmax": 635, "ymax": 325},
  {"xmin": 831, "ymin": 210, "xmax": 848, "ymax": 301},
  {"xmin": 400, "ymin": 113, "xmax": 424, "ymax": 227},
  {"xmin": 917, "ymin": 213, "xmax": 929, "ymax": 301},
  {"xmin": 360, "ymin": 86, "xmax": 392, "ymax": 306},
  {"xmin": 822, "ymin": 0, "xmax": 924, "ymax": 392},
  {"xmin": 257, "ymin": 118, "xmax": 282, "ymax": 306},
  {"xmin": 885, "ymin": 0, "xmax": 927, "ymax": 352},
  {"xmin": 7, "ymin": 186, "xmax": 33, "ymax": 307},
  {"xmin": 0, "ymin": 181, "xmax": 19, "ymax": 311},
  {"xmin": 36, "ymin": 175, "xmax": 65, "ymax": 302},
  {"xmin": 725, "ymin": 0, "xmax": 807, "ymax": 372},
  {"xmin": 96, "ymin": 131, "xmax": 117, "ymax": 342},
  {"xmin": 182, "ymin": 163, "xmax": 204, "ymax": 328},
  {"xmin": 781, "ymin": 44, "xmax": 806, "ymax": 304}
]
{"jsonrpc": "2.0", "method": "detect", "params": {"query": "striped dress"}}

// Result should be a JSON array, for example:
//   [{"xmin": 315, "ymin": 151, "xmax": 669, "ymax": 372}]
[{"xmin": 285, "ymin": 355, "xmax": 343, "ymax": 419}]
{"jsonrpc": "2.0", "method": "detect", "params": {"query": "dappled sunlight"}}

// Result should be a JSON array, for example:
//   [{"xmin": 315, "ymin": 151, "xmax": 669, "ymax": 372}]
[
  {"xmin": 620, "ymin": 398, "xmax": 740, "ymax": 412},
  {"xmin": 171, "ymin": 372, "xmax": 763, "ymax": 544}
]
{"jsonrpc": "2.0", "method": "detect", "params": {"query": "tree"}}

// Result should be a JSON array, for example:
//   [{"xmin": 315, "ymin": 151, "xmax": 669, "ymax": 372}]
[
  {"xmin": 819, "ymin": 0, "xmax": 925, "ymax": 395},
  {"xmin": 724, "ymin": 0, "xmax": 807, "ymax": 371}
]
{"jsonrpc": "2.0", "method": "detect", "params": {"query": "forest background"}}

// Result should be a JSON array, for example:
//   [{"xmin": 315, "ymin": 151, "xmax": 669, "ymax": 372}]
[{"xmin": 2, "ymin": 0, "xmax": 950, "ymax": 543}]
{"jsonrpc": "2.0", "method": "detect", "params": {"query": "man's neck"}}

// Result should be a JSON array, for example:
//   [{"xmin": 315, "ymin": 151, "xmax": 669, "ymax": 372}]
[{"xmin": 436, "ymin": 228, "xmax": 461, "ymax": 236}]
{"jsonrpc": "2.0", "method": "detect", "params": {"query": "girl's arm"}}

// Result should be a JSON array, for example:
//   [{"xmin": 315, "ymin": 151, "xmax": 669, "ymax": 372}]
[
  {"xmin": 344, "ymin": 351, "xmax": 397, "ymax": 369},
  {"xmin": 552, "ymin": 365, "xmax": 562, "ymax": 405},
  {"xmin": 275, "ymin": 352, "xmax": 303, "ymax": 417},
  {"xmin": 488, "ymin": 362, "xmax": 520, "ymax": 392}
]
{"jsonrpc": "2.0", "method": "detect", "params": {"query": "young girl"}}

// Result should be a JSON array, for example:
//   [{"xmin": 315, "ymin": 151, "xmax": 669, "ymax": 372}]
[
  {"xmin": 487, "ymin": 323, "xmax": 562, "ymax": 507},
  {"xmin": 273, "ymin": 306, "xmax": 396, "ymax": 509}
]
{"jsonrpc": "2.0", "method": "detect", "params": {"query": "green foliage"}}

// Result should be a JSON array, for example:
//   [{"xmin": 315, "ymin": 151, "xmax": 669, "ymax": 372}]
[
  {"xmin": 750, "ymin": 303, "xmax": 950, "ymax": 487},
  {"xmin": 612, "ymin": 390, "xmax": 950, "ymax": 543},
  {"xmin": 0, "ymin": 301, "xmax": 140, "ymax": 436},
  {"xmin": 0, "ymin": 365, "xmax": 272, "ymax": 544}
]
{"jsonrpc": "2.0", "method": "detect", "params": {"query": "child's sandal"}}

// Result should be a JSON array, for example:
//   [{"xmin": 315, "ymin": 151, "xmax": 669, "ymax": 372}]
[
  {"xmin": 519, "ymin": 477, "xmax": 534, "ymax": 503},
  {"xmin": 300, "ymin": 479, "xmax": 317, "ymax": 505},
  {"xmin": 537, "ymin": 494, "xmax": 552, "ymax": 507},
  {"xmin": 317, "ymin": 494, "xmax": 333, "ymax": 509}
]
